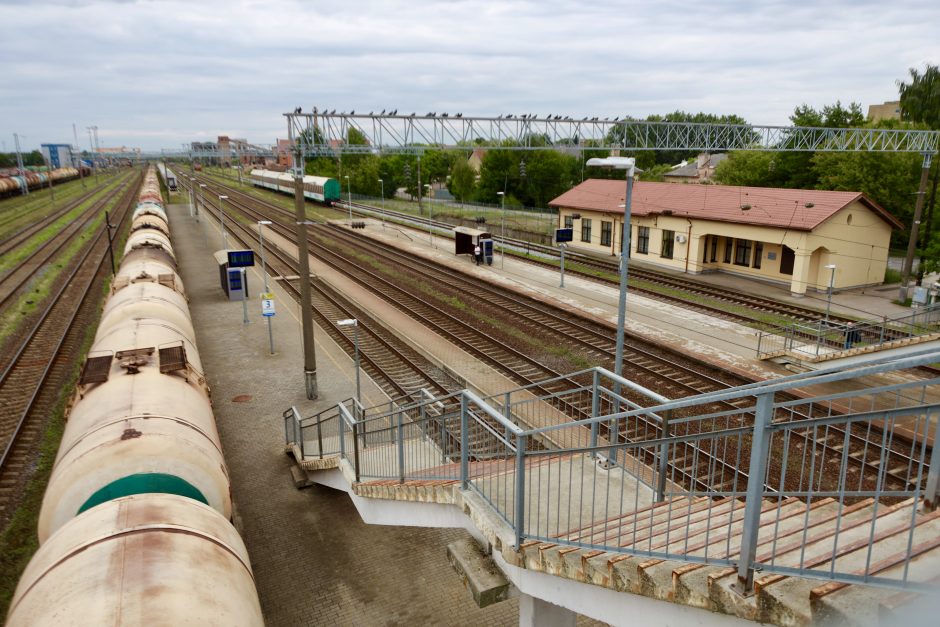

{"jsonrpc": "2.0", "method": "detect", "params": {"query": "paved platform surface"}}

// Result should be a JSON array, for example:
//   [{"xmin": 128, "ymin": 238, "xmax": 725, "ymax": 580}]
[{"xmin": 167, "ymin": 204, "xmax": 528, "ymax": 626}]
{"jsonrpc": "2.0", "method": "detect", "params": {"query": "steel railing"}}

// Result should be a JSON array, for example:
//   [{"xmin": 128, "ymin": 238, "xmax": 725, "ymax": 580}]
[
  {"xmin": 284, "ymin": 348, "xmax": 940, "ymax": 594},
  {"xmin": 758, "ymin": 302, "xmax": 940, "ymax": 359}
]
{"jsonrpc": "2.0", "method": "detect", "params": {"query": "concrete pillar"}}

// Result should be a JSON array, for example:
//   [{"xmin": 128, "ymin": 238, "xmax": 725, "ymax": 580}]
[
  {"xmin": 519, "ymin": 594, "xmax": 576, "ymax": 627},
  {"xmin": 685, "ymin": 233, "xmax": 703, "ymax": 274},
  {"xmin": 789, "ymin": 250, "xmax": 812, "ymax": 296}
]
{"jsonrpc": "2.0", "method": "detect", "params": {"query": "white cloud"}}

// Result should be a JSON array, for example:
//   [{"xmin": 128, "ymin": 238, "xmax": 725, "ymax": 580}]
[{"xmin": 0, "ymin": 0, "xmax": 937, "ymax": 150}]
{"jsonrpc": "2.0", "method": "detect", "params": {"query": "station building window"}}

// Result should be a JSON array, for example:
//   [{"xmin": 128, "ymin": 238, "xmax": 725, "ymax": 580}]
[
  {"xmin": 600, "ymin": 221, "xmax": 612, "ymax": 246},
  {"xmin": 710, "ymin": 235, "xmax": 718, "ymax": 262},
  {"xmin": 723, "ymin": 237, "xmax": 733, "ymax": 264},
  {"xmin": 734, "ymin": 239, "xmax": 752, "ymax": 266},
  {"xmin": 661, "ymin": 230, "xmax": 675, "ymax": 259},
  {"xmin": 581, "ymin": 219, "xmax": 592, "ymax": 243},
  {"xmin": 564, "ymin": 215, "xmax": 574, "ymax": 229},
  {"xmin": 637, "ymin": 226, "xmax": 650, "ymax": 254},
  {"xmin": 753, "ymin": 242, "xmax": 763, "ymax": 269}
]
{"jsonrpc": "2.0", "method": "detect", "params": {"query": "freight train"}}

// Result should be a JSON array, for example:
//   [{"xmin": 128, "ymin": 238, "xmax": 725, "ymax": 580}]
[
  {"xmin": 6, "ymin": 168, "xmax": 264, "ymax": 626},
  {"xmin": 0, "ymin": 167, "xmax": 82, "ymax": 197},
  {"xmin": 249, "ymin": 168, "xmax": 341, "ymax": 204}
]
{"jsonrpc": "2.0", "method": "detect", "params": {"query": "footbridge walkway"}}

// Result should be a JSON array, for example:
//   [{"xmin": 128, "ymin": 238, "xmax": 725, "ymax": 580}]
[{"xmin": 284, "ymin": 348, "xmax": 940, "ymax": 626}]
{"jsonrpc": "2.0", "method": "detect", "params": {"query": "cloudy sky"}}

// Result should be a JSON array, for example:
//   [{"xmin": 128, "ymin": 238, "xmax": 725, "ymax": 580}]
[{"xmin": 1, "ymin": 0, "xmax": 937, "ymax": 152}]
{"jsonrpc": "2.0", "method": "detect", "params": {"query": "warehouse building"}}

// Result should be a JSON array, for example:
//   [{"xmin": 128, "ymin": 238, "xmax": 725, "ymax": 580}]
[{"xmin": 549, "ymin": 180, "xmax": 903, "ymax": 295}]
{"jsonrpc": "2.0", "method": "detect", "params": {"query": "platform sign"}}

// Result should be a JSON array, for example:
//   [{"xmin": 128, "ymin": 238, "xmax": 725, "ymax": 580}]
[
  {"xmin": 261, "ymin": 292, "xmax": 276, "ymax": 316},
  {"xmin": 227, "ymin": 250, "xmax": 255, "ymax": 268},
  {"xmin": 555, "ymin": 228, "xmax": 573, "ymax": 243}
]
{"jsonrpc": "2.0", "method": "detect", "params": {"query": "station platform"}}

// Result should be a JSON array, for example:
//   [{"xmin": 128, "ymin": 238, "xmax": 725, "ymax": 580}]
[{"xmin": 165, "ymin": 203, "xmax": 521, "ymax": 625}]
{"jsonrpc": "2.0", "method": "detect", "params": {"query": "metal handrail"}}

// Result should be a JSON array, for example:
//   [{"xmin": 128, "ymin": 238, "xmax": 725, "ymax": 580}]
[{"xmin": 283, "ymin": 350, "xmax": 940, "ymax": 595}]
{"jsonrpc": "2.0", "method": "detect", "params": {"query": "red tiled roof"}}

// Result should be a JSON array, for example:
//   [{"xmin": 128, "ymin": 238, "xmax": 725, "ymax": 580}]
[{"xmin": 549, "ymin": 180, "xmax": 903, "ymax": 231}]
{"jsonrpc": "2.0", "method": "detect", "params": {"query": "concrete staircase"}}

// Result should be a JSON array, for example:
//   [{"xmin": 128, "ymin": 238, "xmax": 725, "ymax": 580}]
[{"xmin": 286, "ymin": 441, "xmax": 940, "ymax": 626}]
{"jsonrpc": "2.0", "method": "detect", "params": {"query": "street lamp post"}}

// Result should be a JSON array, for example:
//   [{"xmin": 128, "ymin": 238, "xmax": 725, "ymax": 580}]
[
  {"xmin": 336, "ymin": 319, "xmax": 361, "ymax": 406},
  {"xmin": 218, "ymin": 195, "xmax": 229, "ymax": 248},
  {"xmin": 425, "ymin": 183, "xmax": 433, "ymax": 247},
  {"xmin": 585, "ymin": 156, "xmax": 639, "ymax": 466},
  {"xmin": 497, "ymin": 191, "xmax": 506, "ymax": 268},
  {"xmin": 378, "ymin": 178, "xmax": 385, "ymax": 228},
  {"xmin": 824, "ymin": 264, "xmax": 837, "ymax": 325},
  {"xmin": 259, "ymin": 220, "xmax": 275, "ymax": 354},
  {"xmin": 344, "ymin": 175, "xmax": 352, "ymax": 224}
]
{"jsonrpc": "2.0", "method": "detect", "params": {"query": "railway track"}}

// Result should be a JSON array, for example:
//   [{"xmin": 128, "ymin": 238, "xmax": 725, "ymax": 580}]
[
  {"xmin": 0, "ymin": 171, "xmax": 142, "ymax": 524},
  {"xmin": 186, "ymin": 175, "xmax": 931, "ymax": 496},
  {"xmin": 338, "ymin": 199, "xmax": 913, "ymax": 338},
  {"xmin": 0, "ymin": 175, "xmax": 131, "ymax": 316}
]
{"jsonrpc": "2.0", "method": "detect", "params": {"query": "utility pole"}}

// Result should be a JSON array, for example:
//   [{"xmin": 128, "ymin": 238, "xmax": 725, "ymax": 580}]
[
  {"xmin": 289, "ymin": 123, "xmax": 318, "ymax": 399},
  {"xmin": 87, "ymin": 126, "xmax": 99, "ymax": 185},
  {"xmin": 13, "ymin": 133, "xmax": 28, "ymax": 195},
  {"xmin": 73, "ymin": 123, "xmax": 85, "ymax": 189},
  {"xmin": 900, "ymin": 153, "xmax": 934, "ymax": 301}
]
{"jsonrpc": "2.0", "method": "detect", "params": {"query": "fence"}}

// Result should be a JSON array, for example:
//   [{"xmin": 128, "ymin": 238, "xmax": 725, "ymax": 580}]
[
  {"xmin": 758, "ymin": 302, "xmax": 940, "ymax": 359},
  {"xmin": 285, "ymin": 348, "xmax": 940, "ymax": 593}
]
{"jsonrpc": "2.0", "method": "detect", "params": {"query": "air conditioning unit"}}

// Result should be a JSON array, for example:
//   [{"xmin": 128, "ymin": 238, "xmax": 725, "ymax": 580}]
[{"xmin": 676, "ymin": 234, "xmax": 687, "ymax": 244}]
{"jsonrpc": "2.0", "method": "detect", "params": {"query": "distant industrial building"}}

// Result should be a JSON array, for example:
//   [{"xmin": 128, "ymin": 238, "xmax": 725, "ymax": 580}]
[
  {"xmin": 550, "ymin": 179, "xmax": 902, "ymax": 296},
  {"xmin": 40, "ymin": 144, "xmax": 75, "ymax": 169}
]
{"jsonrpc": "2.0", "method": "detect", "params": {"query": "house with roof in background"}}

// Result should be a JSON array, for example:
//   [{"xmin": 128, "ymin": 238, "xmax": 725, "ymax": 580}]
[{"xmin": 549, "ymin": 179, "xmax": 902, "ymax": 296}]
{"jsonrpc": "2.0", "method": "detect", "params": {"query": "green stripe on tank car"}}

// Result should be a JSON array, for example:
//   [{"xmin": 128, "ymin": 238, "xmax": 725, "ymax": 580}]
[{"xmin": 78, "ymin": 473, "xmax": 208, "ymax": 513}]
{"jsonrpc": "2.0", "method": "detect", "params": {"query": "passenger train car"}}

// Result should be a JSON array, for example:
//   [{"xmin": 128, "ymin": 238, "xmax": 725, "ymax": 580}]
[
  {"xmin": 6, "ymin": 168, "xmax": 263, "ymax": 626},
  {"xmin": 250, "ymin": 168, "xmax": 341, "ymax": 204}
]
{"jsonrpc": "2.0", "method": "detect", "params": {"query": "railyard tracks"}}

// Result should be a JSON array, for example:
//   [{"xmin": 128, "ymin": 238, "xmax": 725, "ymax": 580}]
[
  {"xmin": 0, "ymin": 171, "xmax": 142, "ymax": 523},
  {"xmin": 0, "ymin": 175, "xmax": 132, "ymax": 314},
  {"xmin": 188, "ymin": 176, "xmax": 929, "ymax": 495}
]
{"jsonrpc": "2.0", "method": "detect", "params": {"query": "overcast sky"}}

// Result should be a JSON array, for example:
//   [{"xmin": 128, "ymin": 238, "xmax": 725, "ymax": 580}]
[{"xmin": 1, "ymin": 0, "xmax": 937, "ymax": 152}]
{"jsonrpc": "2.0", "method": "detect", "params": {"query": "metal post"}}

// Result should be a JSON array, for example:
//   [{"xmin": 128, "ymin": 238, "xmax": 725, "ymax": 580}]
[
  {"xmin": 655, "ymin": 410, "xmax": 672, "ymax": 502},
  {"xmin": 219, "ymin": 195, "xmax": 229, "ymax": 248},
  {"xmin": 290, "ymin": 141, "xmax": 318, "ymax": 399},
  {"xmin": 734, "ymin": 392, "xmax": 774, "ymax": 595},
  {"xmin": 425, "ymin": 183, "xmax": 433, "ymax": 247},
  {"xmin": 344, "ymin": 175, "xmax": 352, "ymax": 224},
  {"xmin": 259, "ymin": 221, "xmax": 274, "ymax": 354},
  {"xmin": 378, "ymin": 178, "xmax": 385, "ymax": 228},
  {"xmin": 105, "ymin": 211, "xmax": 116, "ymax": 275},
  {"xmin": 13, "ymin": 133, "xmax": 28, "ymax": 195},
  {"xmin": 397, "ymin": 412, "xmax": 405, "ymax": 484},
  {"xmin": 353, "ymin": 324, "xmax": 361, "ymax": 404},
  {"xmin": 498, "ymin": 191, "xmax": 506, "ymax": 268},
  {"xmin": 241, "ymin": 268, "xmax": 249, "ymax": 325},
  {"xmin": 924, "ymin": 416, "xmax": 940, "ymax": 511},
  {"xmin": 352, "ymin": 422, "xmax": 361, "ymax": 482},
  {"xmin": 559, "ymin": 243, "xmax": 566, "ymax": 287},
  {"xmin": 589, "ymin": 368, "xmax": 600, "ymax": 455},
  {"xmin": 460, "ymin": 394, "xmax": 469, "ymax": 489},
  {"xmin": 824, "ymin": 264, "xmax": 836, "ymax": 325},
  {"xmin": 514, "ymin": 432, "xmax": 526, "ymax": 548},
  {"xmin": 900, "ymin": 153, "xmax": 933, "ymax": 301}
]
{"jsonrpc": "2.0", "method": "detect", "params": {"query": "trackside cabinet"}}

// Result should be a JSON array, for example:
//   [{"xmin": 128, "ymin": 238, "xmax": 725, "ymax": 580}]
[{"xmin": 213, "ymin": 249, "xmax": 254, "ymax": 301}]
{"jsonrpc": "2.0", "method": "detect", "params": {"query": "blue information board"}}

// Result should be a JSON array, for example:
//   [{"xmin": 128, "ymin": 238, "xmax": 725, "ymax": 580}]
[
  {"xmin": 555, "ymin": 228, "xmax": 573, "ymax": 243},
  {"xmin": 227, "ymin": 250, "xmax": 255, "ymax": 268}
]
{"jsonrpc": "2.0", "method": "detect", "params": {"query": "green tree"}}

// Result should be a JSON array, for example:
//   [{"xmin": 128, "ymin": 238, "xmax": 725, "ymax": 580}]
[
  {"xmin": 448, "ymin": 159, "xmax": 476, "ymax": 201},
  {"xmin": 898, "ymin": 64, "xmax": 940, "ymax": 128}
]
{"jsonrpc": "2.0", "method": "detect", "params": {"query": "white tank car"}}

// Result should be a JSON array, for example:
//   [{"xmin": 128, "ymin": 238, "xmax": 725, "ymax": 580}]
[
  {"xmin": 37, "ymin": 283, "xmax": 228, "ymax": 541},
  {"xmin": 9, "ymin": 494, "xmax": 263, "ymax": 627},
  {"xmin": 124, "ymin": 229, "xmax": 173, "ymax": 258},
  {"xmin": 111, "ymin": 248, "xmax": 184, "ymax": 297},
  {"xmin": 130, "ymin": 212, "xmax": 170, "ymax": 236}
]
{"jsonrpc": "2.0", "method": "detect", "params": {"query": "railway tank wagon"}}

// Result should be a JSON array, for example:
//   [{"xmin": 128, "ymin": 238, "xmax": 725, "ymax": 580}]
[
  {"xmin": 8, "ymin": 167, "xmax": 262, "ymax": 626},
  {"xmin": 250, "ymin": 168, "xmax": 340, "ymax": 204}
]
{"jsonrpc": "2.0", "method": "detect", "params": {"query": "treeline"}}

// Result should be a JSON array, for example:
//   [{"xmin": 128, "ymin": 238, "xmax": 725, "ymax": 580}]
[{"xmin": 0, "ymin": 150, "xmax": 45, "ymax": 168}]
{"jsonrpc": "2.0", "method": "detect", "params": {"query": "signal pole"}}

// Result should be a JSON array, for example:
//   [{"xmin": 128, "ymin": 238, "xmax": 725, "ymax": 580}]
[{"xmin": 289, "ymin": 124, "xmax": 318, "ymax": 399}]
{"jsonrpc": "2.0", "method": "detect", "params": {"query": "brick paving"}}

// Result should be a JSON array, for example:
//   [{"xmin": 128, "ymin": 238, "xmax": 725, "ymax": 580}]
[{"xmin": 167, "ymin": 204, "xmax": 523, "ymax": 625}]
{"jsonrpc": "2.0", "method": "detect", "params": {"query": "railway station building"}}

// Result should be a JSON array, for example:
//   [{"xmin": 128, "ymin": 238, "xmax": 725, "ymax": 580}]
[{"xmin": 549, "ymin": 180, "xmax": 903, "ymax": 295}]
